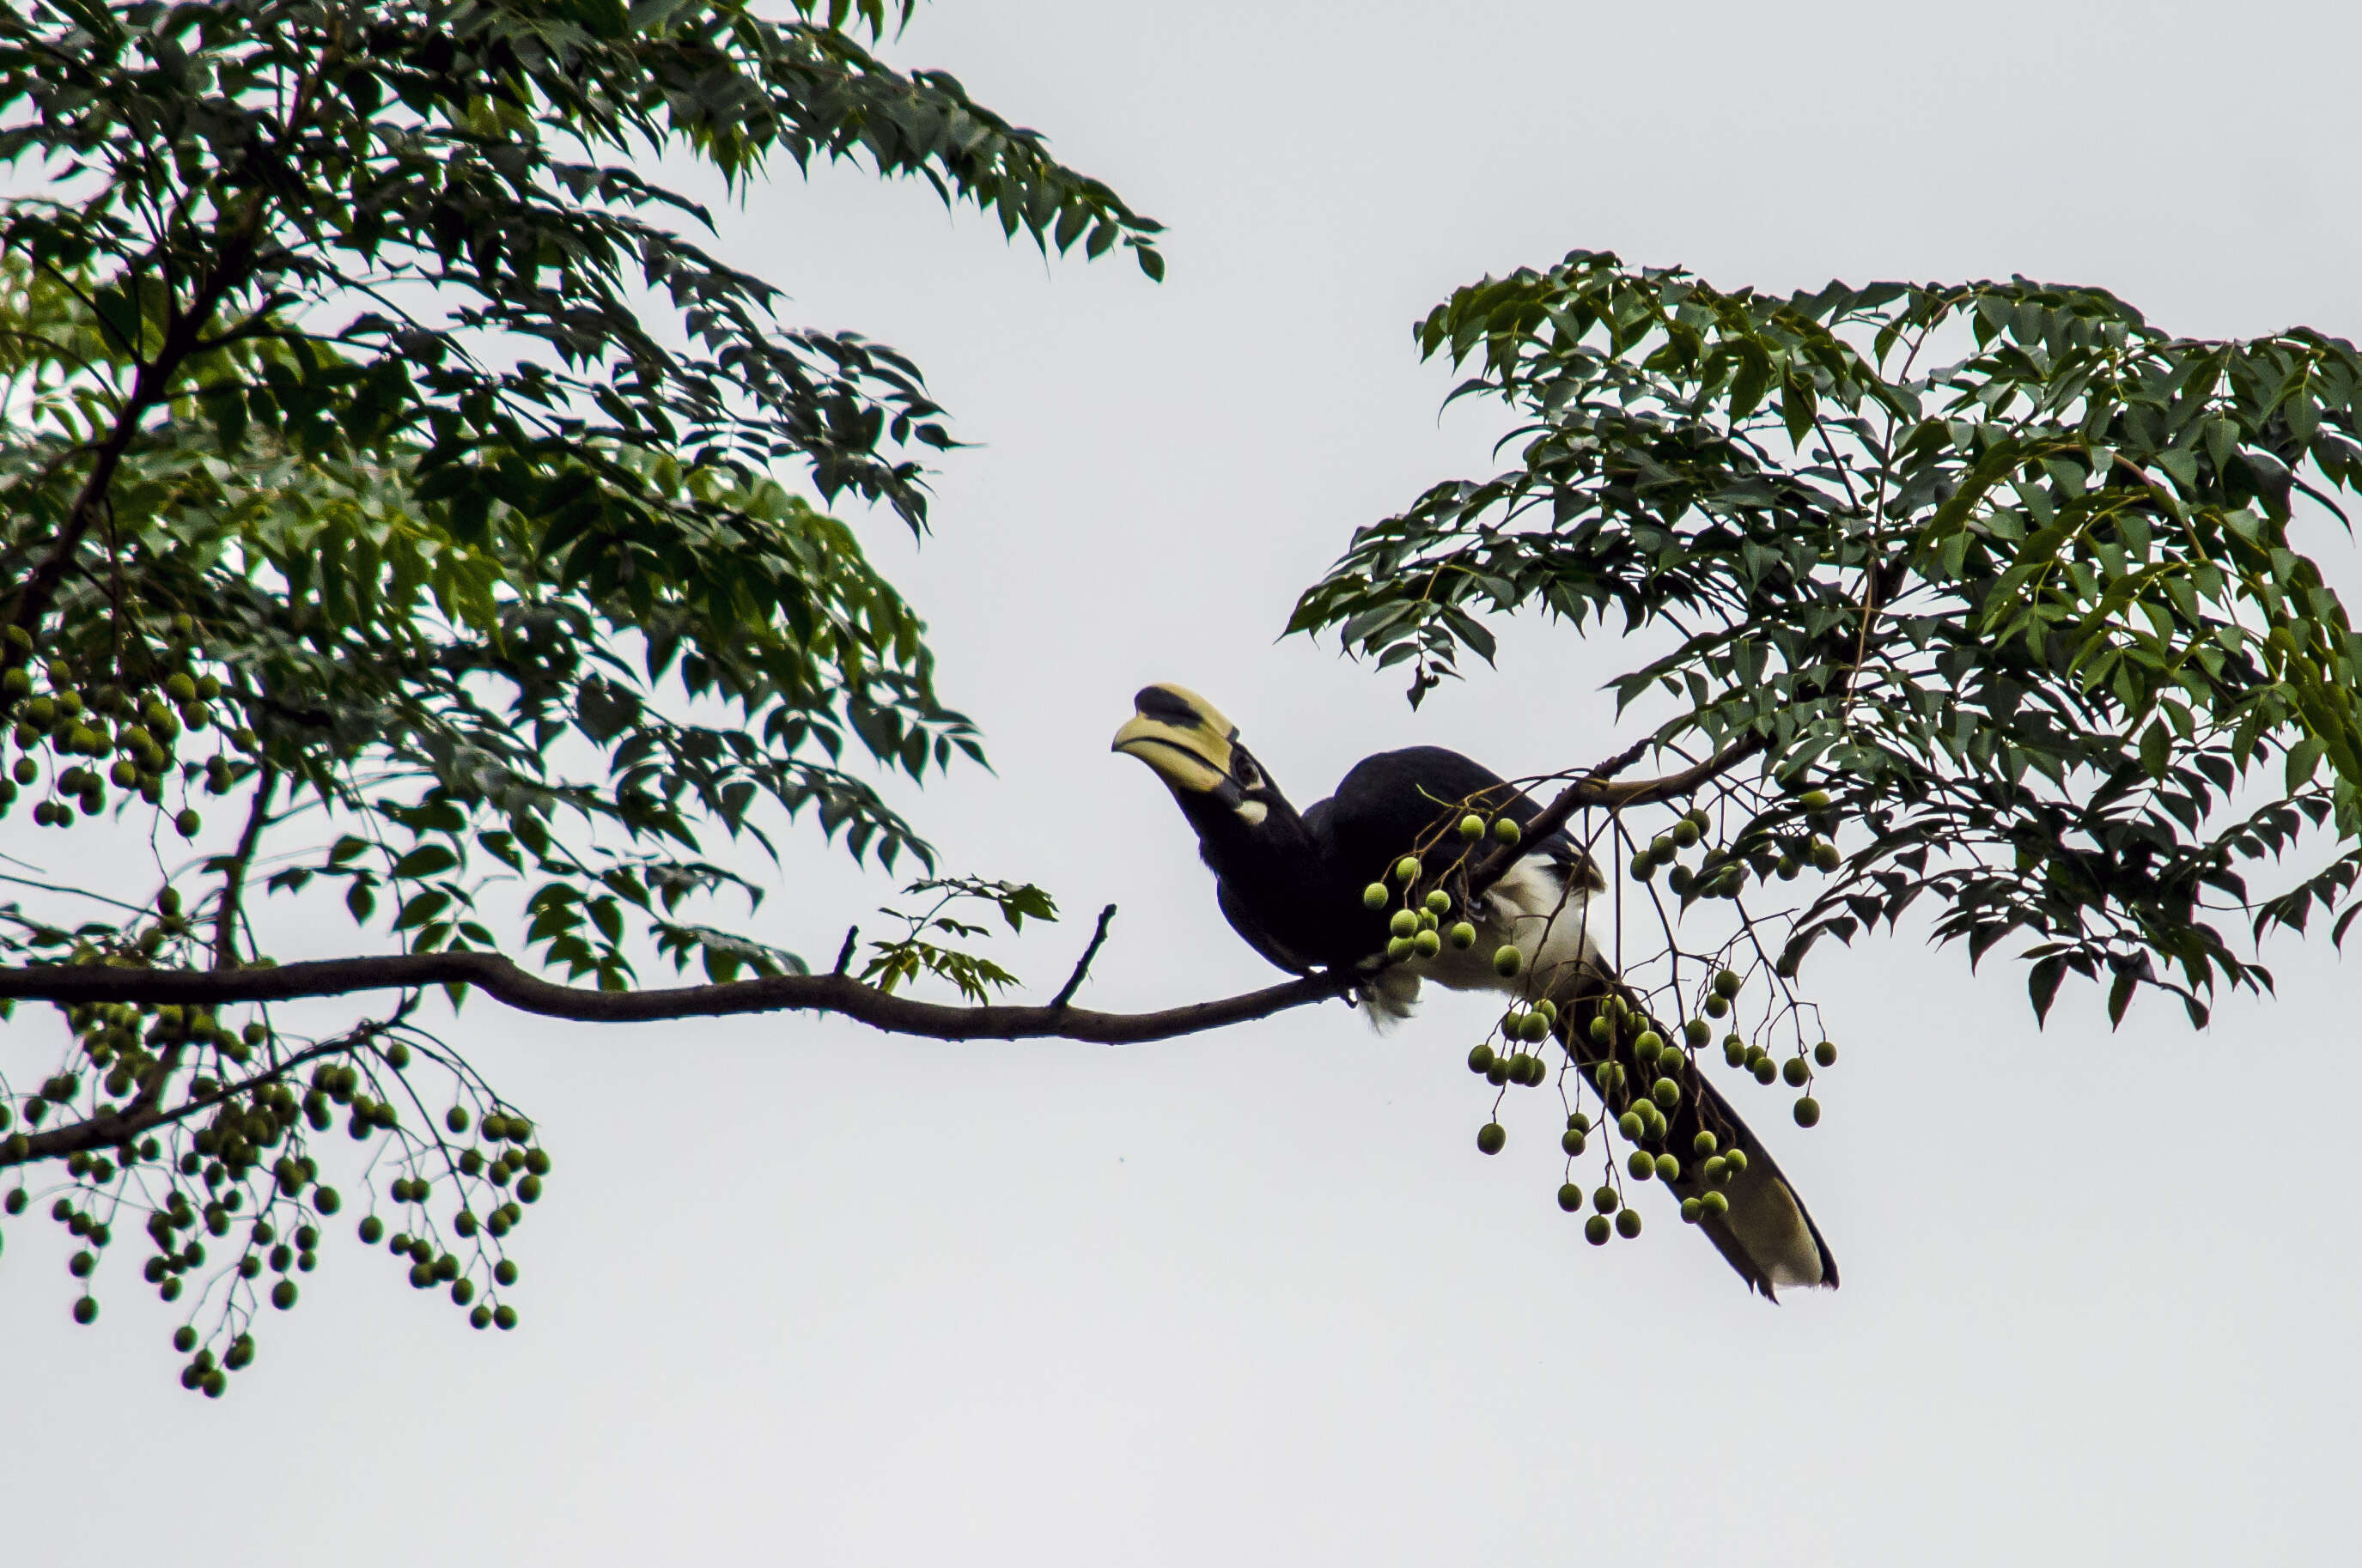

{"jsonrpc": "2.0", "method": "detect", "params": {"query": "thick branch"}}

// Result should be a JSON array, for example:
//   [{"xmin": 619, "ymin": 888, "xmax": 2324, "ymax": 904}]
[
  {"xmin": 0, "ymin": 951, "xmax": 1358, "ymax": 1043},
  {"xmin": 5, "ymin": 234, "xmax": 262, "ymax": 640}
]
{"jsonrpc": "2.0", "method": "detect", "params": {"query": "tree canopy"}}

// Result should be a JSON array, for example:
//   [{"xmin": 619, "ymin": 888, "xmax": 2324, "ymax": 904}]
[
  {"xmin": 1294, "ymin": 256, "xmax": 2362, "ymax": 1028},
  {"xmin": 0, "ymin": 0, "xmax": 1166, "ymax": 1385},
  {"xmin": 3, "ymin": 3, "xmax": 2359, "ymax": 1396}
]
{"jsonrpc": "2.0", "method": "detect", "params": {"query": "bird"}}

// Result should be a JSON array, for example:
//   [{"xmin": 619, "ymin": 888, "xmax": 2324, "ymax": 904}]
[{"xmin": 1113, "ymin": 681, "xmax": 1836, "ymax": 1299}]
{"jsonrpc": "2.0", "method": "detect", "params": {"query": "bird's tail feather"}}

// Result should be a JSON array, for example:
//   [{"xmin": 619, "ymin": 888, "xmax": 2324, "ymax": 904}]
[{"xmin": 1553, "ymin": 980, "xmax": 1837, "ymax": 1299}]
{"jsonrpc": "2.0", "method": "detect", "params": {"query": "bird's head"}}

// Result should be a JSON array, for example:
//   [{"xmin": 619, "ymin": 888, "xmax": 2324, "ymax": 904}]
[{"xmin": 1112, "ymin": 683, "xmax": 1285, "ymax": 830}]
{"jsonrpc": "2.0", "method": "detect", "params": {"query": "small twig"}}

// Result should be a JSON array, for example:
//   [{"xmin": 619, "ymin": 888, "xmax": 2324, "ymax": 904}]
[
  {"xmin": 1467, "ymin": 734, "xmax": 1767, "ymax": 901},
  {"xmin": 831, "ymin": 925, "xmax": 860, "ymax": 975},
  {"xmin": 1050, "ymin": 903, "xmax": 1117, "ymax": 1010}
]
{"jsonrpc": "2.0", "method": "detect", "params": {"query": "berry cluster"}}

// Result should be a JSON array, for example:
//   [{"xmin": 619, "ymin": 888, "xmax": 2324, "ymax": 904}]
[
  {"xmin": 2, "ymin": 994, "xmax": 545, "ymax": 1395},
  {"xmin": 0, "ymin": 615, "xmax": 247, "ymax": 834}
]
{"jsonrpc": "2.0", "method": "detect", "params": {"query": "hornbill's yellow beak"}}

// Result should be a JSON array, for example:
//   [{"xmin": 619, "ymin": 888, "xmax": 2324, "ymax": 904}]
[{"xmin": 1112, "ymin": 683, "xmax": 1239, "ymax": 796}]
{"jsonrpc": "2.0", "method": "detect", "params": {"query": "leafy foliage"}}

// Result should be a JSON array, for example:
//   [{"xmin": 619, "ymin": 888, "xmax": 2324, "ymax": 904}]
[
  {"xmin": 856, "ymin": 875, "xmax": 1057, "ymax": 1002},
  {"xmin": 0, "ymin": 0, "xmax": 1144, "ymax": 1390},
  {"xmin": 1294, "ymin": 252, "xmax": 2362, "ymax": 1026}
]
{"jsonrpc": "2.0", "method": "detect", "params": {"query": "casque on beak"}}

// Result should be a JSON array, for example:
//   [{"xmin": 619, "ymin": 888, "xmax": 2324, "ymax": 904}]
[{"xmin": 1112, "ymin": 683, "xmax": 1240, "ymax": 799}]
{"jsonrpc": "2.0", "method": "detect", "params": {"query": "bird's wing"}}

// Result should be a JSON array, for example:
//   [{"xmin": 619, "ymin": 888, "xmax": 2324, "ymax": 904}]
[
  {"xmin": 1312, "ymin": 746, "xmax": 1599, "ymax": 892},
  {"xmin": 1214, "ymin": 877, "xmax": 1318, "ymax": 978}
]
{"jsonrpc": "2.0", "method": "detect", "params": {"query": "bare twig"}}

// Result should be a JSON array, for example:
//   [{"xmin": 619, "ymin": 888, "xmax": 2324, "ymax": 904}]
[
  {"xmin": 1467, "ymin": 733, "xmax": 1769, "ymax": 900},
  {"xmin": 1049, "ymin": 903, "xmax": 1117, "ymax": 1010}
]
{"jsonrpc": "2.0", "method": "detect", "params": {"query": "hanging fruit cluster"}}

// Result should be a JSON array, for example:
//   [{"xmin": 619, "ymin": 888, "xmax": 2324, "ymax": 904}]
[
  {"xmin": 1382, "ymin": 783, "xmax": 1852, "ymax": 1251},
  {"xmin": 2, "ymin": 991, "xmax": 546, "ymax": 1395},
  {"xmin": 0, "ymin": 614, "xmax": 249, "ymax": 834}
]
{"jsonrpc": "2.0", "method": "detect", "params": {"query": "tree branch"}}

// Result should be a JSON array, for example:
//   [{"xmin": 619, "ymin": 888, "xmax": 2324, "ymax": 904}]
[
  {"xmin": 0, "ymin": 951, "xmax": 1359, "ymax": 1044},
  {"xmin": 1049, "ymin": 903, "xmax": 1117, "ymax": 1009},
  {"xmin": 1, "ymin": 1020, "xmax": 396, "ymax": 1170},
  {"xmin": 1467, "ymin": 733, "xmax": 1770, "ymax": 897}
]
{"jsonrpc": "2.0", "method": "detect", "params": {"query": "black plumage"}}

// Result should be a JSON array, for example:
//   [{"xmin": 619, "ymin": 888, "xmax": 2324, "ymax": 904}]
[{"xmin": 1115, "ymin": 682, "xmax": 1839, "ymax": 1300}]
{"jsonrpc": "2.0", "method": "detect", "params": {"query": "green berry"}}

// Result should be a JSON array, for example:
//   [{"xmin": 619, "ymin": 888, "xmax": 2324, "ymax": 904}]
[
  {"xmin": 1814, "ymin": 1040, "xmax": 1838, "ymax": 1067},
  {"xmin": 1776, "ymin": 856, "xmax": 1800, "ymax": 880},
  {"xmin": 1752, "ymin": 1058, "xmax": 1777, "ymax": 1085},
  {"xmin": 1692, "ymin": 1130, "xmax": 1718, "ymax": 1157},
  {"xmin": 1468, "ymin": 1043, "xmax": 1496, "ymax": 1075},
  {"xmin": 173, "ymin": 808, "xmax": 200, "ymax": 838},
  {"xmin": 1714, "ymin": 969, "xmax": 1741, "ymax": 999},
  {"xmin": 1651, "ymin": 1078, "xmax": 1680, "ymax": 1110},
  {"xmin": 1701, "ymin": 1190, "xmax": 1730, "ymax": 1217},
  {"xmin": 1616, "ymin": 1110, "xmax": 1644, "ymax": 1140},
  {"xmin": 1679, "ymin": 1196, "xmax": 1703, "ymax": 1224},
  {"xmin": 1683, "ymin": 1018, "xmax": 1710, "ymax": 1048},
  {"xmin": 493, "ymin": 1305, "xmax": 518, "ymax": 1331},
  {"xmin": 1458, "ymin": 813, "xmax": 1486, "ymax": 842},
  {"xmin": 1704, "ymin": 1155, "xmax": 1730, "ymax": 1184},
  {"xmin": 1492, "ymin": 945, "xmax": 1522, "ymax": 979},
  {"xmin": 1447, "ymin": 921, "xmax": 1476, "ymax": 950},
  {"xmin": 271, "ymin": 1279, "xmax": 296, "ymax": 1310},
  {"xmin": 1653, "ymin": 1154, "xmax": 1680, "ymax": 1182},
  {"xmin": 1388, "ymin": 908, "xmax": 1418, "ymax": 939},
  {"xmin": 1793, "ymin": 1097, "xmax": 1821, "ymax": 1127},
  {"xmin": 1634, "ymin": 1029, "xmax": 1662, "ymax": 1055},
  {"xmin": 357, "ymin": 1215, "xmax": 384, "ymax": 1244},
  {"xmin": 1702, "ymin": 993, "xmax": 1729, "ymax": 1018},
  {"xmin": 1606, "ymin": 1206, "xmax": 1637, "ymax": 1239},
  {"xmin": 1584, "ymin": 1215, "xmax": 1611, "ymax": 1246},
  {"xmin": 1724, "ymin": 1149, "xmax": 1749, "ymax": 1174},
  {"xmin": 1485, "ymin": 1058, "xmax": 1510, "ymax": 1086},
  {"xmin": 1393, "ymin": 855, "xmax": 1422, "ymax": 884},
  {"xmin": 1671, "ymin": 818, "xmax": 1700, "ymax": 848},
  {"xmin": 1627, "ymin": 1149, "xmax": 1654, "ymax": 1179},
  {"xmin": 1592, "ymin": 1186, "xmax": 1618, "ymax": 1215},
  {"xmin": 1782, "ymin": 1056, "xmax": 1811, "ymax": 1087},
  {"xmin": 1423, "ymin": 889, "xmax": 1452, "ymax": 916},
  {"xmin": 1558, "ymin": 1182, "xmax": 1584, "ymax": 1212},
  {"xmin": 1567, "ymin": 1110, "xmax": 1590, "ymax": 1133},
  {"xmin": 1361, "ymin": 883, "xmax": 1388, "ymax": 911},
  {"xmin": 1476, "ymin": 1122, "xmax": 1507, "ymax": 1156},
  {"xmin": 73, "ymin": 1296, "xmax": 98, "ymax": 1325},
  {"xmin": 1799, "ymin": 789, "xmax": 1831, "ymax": 810},
  {"xmin": 1811, "ymin": 839, "xmax": 1841, "ymax": 872},
  {"xmin": 1413, "ymin": 928, "xmax": 1441, "ymax": 958},
  {"xmin": 1587, "ymin": 1015, "xmax": 1611, "ymax": 1045},
  {"xmin": 1630, "ymin": 857, "xmax": 1657, "ymax": 884},
  {"xmin": 1386, "ymin": 936, "xmax": 1415, "ymax": 963},
  {"xmin": 1519, "ymin": 1011, "xmax": 1551, "ymax": 1044},
  {"xmin": 1493, "ymin": 817, "xmax": 1520, "ymax": 846},
  {"xmin": 1561, "ymin": 1128, "xmax": 1586, "ymax": 1157}
]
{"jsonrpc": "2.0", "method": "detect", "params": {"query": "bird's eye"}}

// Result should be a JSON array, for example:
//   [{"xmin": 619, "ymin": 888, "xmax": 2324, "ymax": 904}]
[{"xmin": 1235, "ymin": 761, "xmax": 1263, "ymax": 790}]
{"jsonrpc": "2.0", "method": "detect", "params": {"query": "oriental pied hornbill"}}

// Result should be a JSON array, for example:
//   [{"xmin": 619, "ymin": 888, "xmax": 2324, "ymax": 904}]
[{"xmin": 1114, "ymin": 683, "xmax": 1836, "ymax": 1299}]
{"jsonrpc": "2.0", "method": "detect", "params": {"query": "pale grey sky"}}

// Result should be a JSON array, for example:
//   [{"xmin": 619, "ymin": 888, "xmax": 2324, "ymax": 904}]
[{"xmin": 5, "ymin": 3, "xmax": 2359, "ymax": 1565}]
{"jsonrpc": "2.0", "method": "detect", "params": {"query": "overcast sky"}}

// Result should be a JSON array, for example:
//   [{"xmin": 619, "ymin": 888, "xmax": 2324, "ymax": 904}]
[{"xmin": 6, "ymin": 3, "xmax": 2361, "ymax": 1565}]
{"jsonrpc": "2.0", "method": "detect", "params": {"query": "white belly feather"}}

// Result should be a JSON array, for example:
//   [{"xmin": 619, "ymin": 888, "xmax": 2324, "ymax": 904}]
[{"xmin": 1361, "ymin": 854, "xmax": 1604, "ymax": 1024}]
